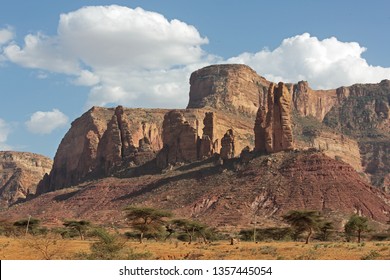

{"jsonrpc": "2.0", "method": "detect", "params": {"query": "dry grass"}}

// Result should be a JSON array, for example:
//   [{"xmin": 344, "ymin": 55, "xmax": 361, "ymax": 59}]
[{"xmin": 1, "ymin": 236, "xmax": 390, "ymax": 260}]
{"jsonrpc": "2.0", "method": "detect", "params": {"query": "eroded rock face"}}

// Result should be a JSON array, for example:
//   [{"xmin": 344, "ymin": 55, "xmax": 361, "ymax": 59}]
[
  {"xmin": 38, "ymin": 106, "xmax": 167, "ymax": 193},
  {"xmin": 157, "ymin": 110, "xmax": 199, "ymax": 167},
  {"xmin": 220, "ymin": 129, "xmax": 235, "ymax": 160},
  {"xmin": 323, "ymin": 80, "xmax": 390, "ymax": 190},
  {"xmin": 199, "ymin": 112, "xmax": 218, "ymax": 158},
  {"xmin": 0, "ymin": 152, "xmax": 52, "ymax": 207},
  {"xmin": 254, "ymin": 82, "xmax": 294, "ymax": 153},
  {"xmin": 188, "ymin": 64, "xmax": 270, "ymax": 116},
  {"xmin": 292, "ymin": 81, "xmax": 337, "ymax": 121}
]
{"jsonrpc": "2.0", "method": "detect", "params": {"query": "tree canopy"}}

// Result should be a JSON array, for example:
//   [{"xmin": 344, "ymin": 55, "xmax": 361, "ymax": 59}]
[
  {"xmin": 344, "ymin": 214, "xmax": 369, "ymax": 243},
  {"xmin": 283, "ymin": 210, "xmax": 323, "ymax": 244},
  {"xmin": 124, "ymin": 206, "xmax": 173, "ymax": 243}
]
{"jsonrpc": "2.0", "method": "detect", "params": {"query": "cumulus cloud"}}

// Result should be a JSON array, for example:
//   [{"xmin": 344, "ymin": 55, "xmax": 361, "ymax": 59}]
[
  {"xmin": 0, "ymin": 27, "xmax": 14, "ymax": 45},
  {"xmin": 0, "ymin": 118, "xmax": 12, "ymax": 150},
  {"xmin": 227, "ymin": 33, "xmax": 390, "ymax": 89},
  {"xmin": 25, "ymin": 109, "xmax": 69, "ymax": 134},
  {"xmin": 4, "ymin": 7, "xmax": 390, "ymax": 109},
  {"xmin": 4, "ymin": 5, "xmax": 212, "ymax": 108}
]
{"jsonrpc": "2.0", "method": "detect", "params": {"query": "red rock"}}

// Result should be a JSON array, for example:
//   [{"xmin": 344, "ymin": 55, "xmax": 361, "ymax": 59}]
[
  {"xmin": 220, "ymin": 129, "xmax": 235, "ymax": 160},
  {"xmin": 254, "ymin": 82, "xmax": 294, "ymax": 153},
  {"xmin": 0, "ymin": 152, "xmax": 52, "ymax": 207}
]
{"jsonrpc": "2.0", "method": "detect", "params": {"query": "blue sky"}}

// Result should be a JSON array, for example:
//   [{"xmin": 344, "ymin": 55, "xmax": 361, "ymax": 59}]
[{"xmin": 1, "ymin": 0, "xmax": 390, "ymax": 158}]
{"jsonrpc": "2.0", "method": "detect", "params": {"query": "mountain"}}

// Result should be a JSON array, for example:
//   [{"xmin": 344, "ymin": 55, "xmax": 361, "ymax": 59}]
[
  {"xmin": 2, "ymin": 64, "xmax": 390, "ymax": 228},
  {"xmin": 0, "ymin": 151, "xmax": 52, "ymax": 208}
]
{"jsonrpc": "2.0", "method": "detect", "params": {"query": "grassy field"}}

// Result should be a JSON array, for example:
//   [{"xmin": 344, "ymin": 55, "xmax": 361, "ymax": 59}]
[{"xmin": 1, "ymin": 236, "xmax": 390, "ymax": 260}]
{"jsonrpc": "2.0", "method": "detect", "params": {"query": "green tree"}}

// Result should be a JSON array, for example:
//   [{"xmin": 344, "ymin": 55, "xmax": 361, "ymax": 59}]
[
  {"xmin": 13, "ymin": 217, "xmax": 41, "ymax": 235},
  {"xmin": 63, "ymin": 220, "xmax": 91, "ymax": 240},
  {"xmin": 283, "ymin": 210, "xmax": 323, "ymax": 244},
  {"xmin": 169, "ymin": 219, "xmax": 208, "ymax": 244},
  {"xmin": 344, "ymin": 214, "xmax": 369, "ymax": 243},
  {"xmin": 124, "ymin": 206, "xmax": 172, "ymax": 243},
  {"xmin": 318, "ymin": 221, "xmax": 334, "ymax": 241}
]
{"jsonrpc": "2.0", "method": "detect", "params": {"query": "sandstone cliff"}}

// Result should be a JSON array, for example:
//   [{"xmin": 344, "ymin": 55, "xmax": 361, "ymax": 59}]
[
  {"xmin": 292, "ymin": 81, "xmax": 337, "ymax": 121},
  {"xmin": 37, "ymin": 106, "xmax": 168, "ymax": 193},
  {"xmin": 188, "ymin": 64, "xmax": 270, "ymax": 117},
  {"xmin": 0, "ymin": 151, "xmax": 52, "ymax": 207},
  {"xmin": 323, "ymin": 80, "xmax": 390, "ymax": 190},
  {"xmin": 254, "ymin": 82, "xmax": 294, "ymax": 153}
]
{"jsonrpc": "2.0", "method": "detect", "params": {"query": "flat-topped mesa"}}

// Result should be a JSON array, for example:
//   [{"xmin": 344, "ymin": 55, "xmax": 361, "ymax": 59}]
[
  {"xmin": 254, "ymin": 82, "xmax": 294, "ymax": 153},
  {"xmin": 188, "ymin": 64, "xmax": 270, "ymax": 117}
]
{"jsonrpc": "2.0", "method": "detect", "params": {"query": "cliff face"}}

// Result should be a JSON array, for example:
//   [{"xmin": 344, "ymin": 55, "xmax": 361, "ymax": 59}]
[
  {"xmin": 323, "ymin": 80, "xmax": 390, "ymax": 190},
  {"xmin": 292, "ymin": 81, "xmax": 337, "ymax": 121},
  {"xmin": 188, "ymin": 64, "xmax": 270, "ymax": 116},
  {"xmin": 38, "ymin": 106, "xmax": 168, "ymax": 193},
  {"xmin": 254, "ymin": 82, "xmax": 294, "ymax": 153},
  {"xmin": 0, "ymin": 152, "xmax": 52, "ymax": 207},
  {"xmin": 324, "ymin": 80, "xmax": 390, "ymax": 136}
]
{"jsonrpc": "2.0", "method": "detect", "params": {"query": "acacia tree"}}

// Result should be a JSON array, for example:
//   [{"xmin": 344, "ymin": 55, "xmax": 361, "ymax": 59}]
[
  {"xmin": 318, "ymin": 221, "xmax": 334, "ymax": 241},
  {"xmin": 13, "ymin": 217, "xmax": 41, "ymax": 235},
  {"xmin": 124, "ymin": 206, "xmax": 172, "ymax": 243},
  {"xmin": 283, "ymin": 210, "xmax": 323, "ymax": 244},
  {"xmin": 63, "ymin": 220, "xmax": 91, "ymax": 240},
  {"xmin": 169, "ymin": 219, "xmax": 208, "ymax": 244},
  {"xmin": 344, "ymin": 214, "xmax": 369, "ymax": 243}
]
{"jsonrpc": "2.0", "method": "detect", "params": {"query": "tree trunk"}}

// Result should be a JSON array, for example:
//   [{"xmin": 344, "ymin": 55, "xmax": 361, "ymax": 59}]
[
  {"xmin": 305, "ymin": 228, "xmax": 313, "ymax": 244},
  {"xmin": 357, "ymin": 230, "xmax": 361, "ymax": 243},
  {"xmin": 140, "ymin": 232, "xmax": 144, "ymax": 244}
]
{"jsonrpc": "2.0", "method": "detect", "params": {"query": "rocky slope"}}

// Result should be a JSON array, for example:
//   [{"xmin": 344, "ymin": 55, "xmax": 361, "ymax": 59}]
[
  {"xmin": 0, "ymin": 152, "xmax": 52, "ymax": 208},
  {"xmin": 4, "ymin": 150, "xmax": 390, "ymax": 228}
]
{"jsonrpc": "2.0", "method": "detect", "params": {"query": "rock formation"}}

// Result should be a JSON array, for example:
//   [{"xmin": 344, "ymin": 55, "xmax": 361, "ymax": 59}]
[
  {"xmin": 323, "ymin": 80, "xmax": 390, "ymax": 190},
  {"xmin": 37, "ymin": 106, "xmax": 167, "ymax": 193},
  {"xmin": 188, "ymin": 64, "xmax": 270, "ymax": 116},
  {"xmin": 254, "ymin": 82, "xmax": 294, "ymax": 153},
  {"xmin": 220, "ymin": 129, "xmax": 235, "ymax": 160},
  {"xmin": 35, "ymin": 64, "xmax": 389, "ymax": 194},
  {"xmin": 157, "ymin": 110, "xmax": 199, "ymax": 168},
  {"xmin": 199, "ymin": 112, "xmax": 218, "ymax": 158},
  {"xmin": 292, "ymin": 81, "xmax": 337, "ymax": 121},
  {"xmin": 0, "ymin": 152, "xmax": 52, "ymax": 207}
]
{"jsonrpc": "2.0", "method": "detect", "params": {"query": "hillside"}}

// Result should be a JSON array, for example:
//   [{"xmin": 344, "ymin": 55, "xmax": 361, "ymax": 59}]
[{"xmin": 4, "ymin": 150, "xmax": 390, "ymax": 229}]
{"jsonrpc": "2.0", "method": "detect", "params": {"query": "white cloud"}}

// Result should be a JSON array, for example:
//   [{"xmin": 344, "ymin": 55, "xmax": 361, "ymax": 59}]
[
  {"xmin": 4, "ymin": 32, "xmax": 80, "ymax": 74},
  {"xmin": 4, "ymin": 7, "xmax": 390, "ymax": 109},
  {"xmin": 4, "ymin": 5, "xmax": 212, "ymax": 108},
  {"xmin": 227, "ymin": 33, "xmax": 390, "ymax": 89},
  {"xmin": 0, "ymin": 27, "xmax": 14, "ymax": 45},
  {"xmin": 25, "ymin": 109, "xmax": 69, "ymax": 134},
  {"xmin": 0, "ymin": 118, "xmax": 12, "ymax": 150}
]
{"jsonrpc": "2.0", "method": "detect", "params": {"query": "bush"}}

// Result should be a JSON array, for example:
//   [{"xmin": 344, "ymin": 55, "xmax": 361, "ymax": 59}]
[
  {"xmin": 239, "ymin": 227, "xmax": 293, "ymax": 241},
  {"xmin": 76, "ymin": 228, "xmax": 152, "ymax": 260}
]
